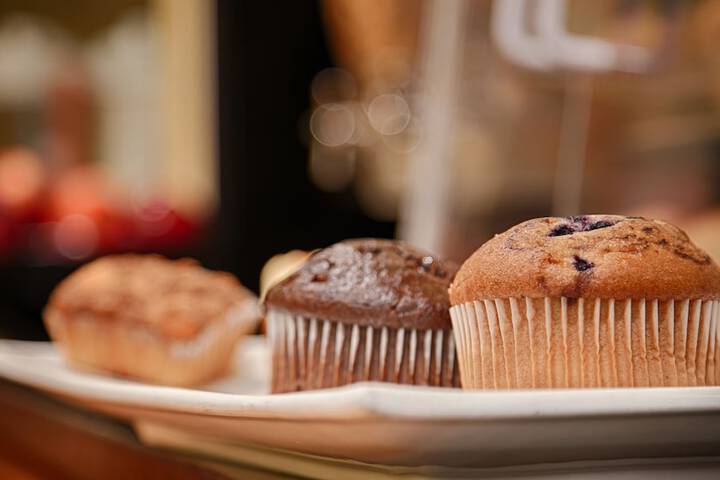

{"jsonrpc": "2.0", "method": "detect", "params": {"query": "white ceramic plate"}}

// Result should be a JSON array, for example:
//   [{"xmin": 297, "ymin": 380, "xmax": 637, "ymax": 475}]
[{"xmin": 0, "ymin": 336, "xmax": 719, "ymax": 470}]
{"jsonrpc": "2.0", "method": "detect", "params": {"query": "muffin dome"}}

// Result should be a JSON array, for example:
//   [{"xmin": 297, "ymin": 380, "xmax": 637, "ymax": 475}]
[
  {"xmin": 450, "ymin": 215, "xmax": 720, "ymax": 303},
  {"xmin": 48, "ymin": 254, "xmax": 253, "ymax": 339},
  {"xmin": 266, "ymin": 238, "xmax": 457, "ymax": 330}
]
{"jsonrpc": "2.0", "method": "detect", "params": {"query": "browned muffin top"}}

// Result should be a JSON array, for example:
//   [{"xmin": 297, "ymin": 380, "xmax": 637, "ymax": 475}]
[
  {"xmin": 46, "ymin": 255, "xmax": 256, "ymax": 339},
  {"xmin": 450, "ymin": 215, "xmax": 720, "ymax": 304},
  {"xmin": 265, "ymin": 239, "xmax": 457, "ymax": 330}
]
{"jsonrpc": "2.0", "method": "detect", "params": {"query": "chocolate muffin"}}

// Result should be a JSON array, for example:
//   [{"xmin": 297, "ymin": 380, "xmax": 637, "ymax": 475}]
[
  {"xmin": 264, "ymin": 239, "xmax": 459, "ymax": 392},
  {"xmin": 449, "ymin": 215, "xmax": 720, "ymax": 389},
  {"xmin": 45, "ymin": 255, "xmax": 260, "ymax": 387}
]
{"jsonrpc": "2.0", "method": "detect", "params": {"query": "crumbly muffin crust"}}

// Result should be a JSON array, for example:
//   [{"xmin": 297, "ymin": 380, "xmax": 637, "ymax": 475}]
[
  {"xmin": 46, "ymin": 254, "xmax": 256, "ymax": 340},
  {"xmin": 265, "ymin": 239, "xmax": 457, "ymax": 330},
  {"xmin": 450, "ymin": 215, "xmax": 720, "ymax": 303}
]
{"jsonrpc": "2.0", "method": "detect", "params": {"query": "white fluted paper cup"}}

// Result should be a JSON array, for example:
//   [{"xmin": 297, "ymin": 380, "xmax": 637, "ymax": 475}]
[
  {"xmin": 450, "ymin": 297, "xmax": 720, "ymax": 389},
  {"xmin": 266, "ymin": 308, "xmax": 459, "ymax": 393}
]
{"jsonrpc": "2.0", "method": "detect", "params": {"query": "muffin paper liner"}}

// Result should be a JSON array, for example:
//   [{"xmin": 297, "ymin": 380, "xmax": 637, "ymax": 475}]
[
  {"xmin": 450, "ymin": 297, "xmax": 720, "ymax": 389},
  {"xmin": 266, "ymin": 309, "xmax": 459, "ymax": 393}
]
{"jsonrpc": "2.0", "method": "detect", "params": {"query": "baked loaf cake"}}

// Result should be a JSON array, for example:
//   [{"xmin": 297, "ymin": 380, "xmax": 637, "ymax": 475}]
[
  {"xmin": 449, "ymin": 215, "xmax": 720, "ymax": 389},
  {"xmin": 265, "ymin": 239, "xmax": 459, "ymax": 392},
  {"xmin": 45, "ymin": 255, "xmax": 260, "ymax": 386}
]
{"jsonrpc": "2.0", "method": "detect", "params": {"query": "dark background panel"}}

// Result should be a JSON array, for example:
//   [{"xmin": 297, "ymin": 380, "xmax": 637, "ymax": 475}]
[{"xmin": 204, "ymin": 0, "xmax": 394, "ymax": 292}]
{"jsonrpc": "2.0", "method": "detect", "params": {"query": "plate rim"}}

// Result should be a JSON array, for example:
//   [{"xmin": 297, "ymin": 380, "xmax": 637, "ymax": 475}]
[{"xmin": 1, "ymin": 338, "xmax": 719, "ymax": 421}]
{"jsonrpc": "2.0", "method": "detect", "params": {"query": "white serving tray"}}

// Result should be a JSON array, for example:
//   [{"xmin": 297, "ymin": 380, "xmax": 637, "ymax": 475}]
[{"xmin": 0, "ymin": 336, "xmax": 719, "ymax": 473}]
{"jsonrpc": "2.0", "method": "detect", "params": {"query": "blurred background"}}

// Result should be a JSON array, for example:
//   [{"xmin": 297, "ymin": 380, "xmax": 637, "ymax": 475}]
[{"xmin": 2, "ymin": 0, "xmax": 720, "ymax": 339}]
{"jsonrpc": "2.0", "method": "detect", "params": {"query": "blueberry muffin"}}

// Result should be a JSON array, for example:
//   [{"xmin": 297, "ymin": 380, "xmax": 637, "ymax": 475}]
[
  {"xmin": 45, "ymin": 255, "xmax": 260, "ymax": 386},
  {"xmin": 264, "ymin": 239, "xmax": 459, "ymax": 393},
  {"xmin": 449, "ymin": 215, "xmax": 720, "ymax": 389}
]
